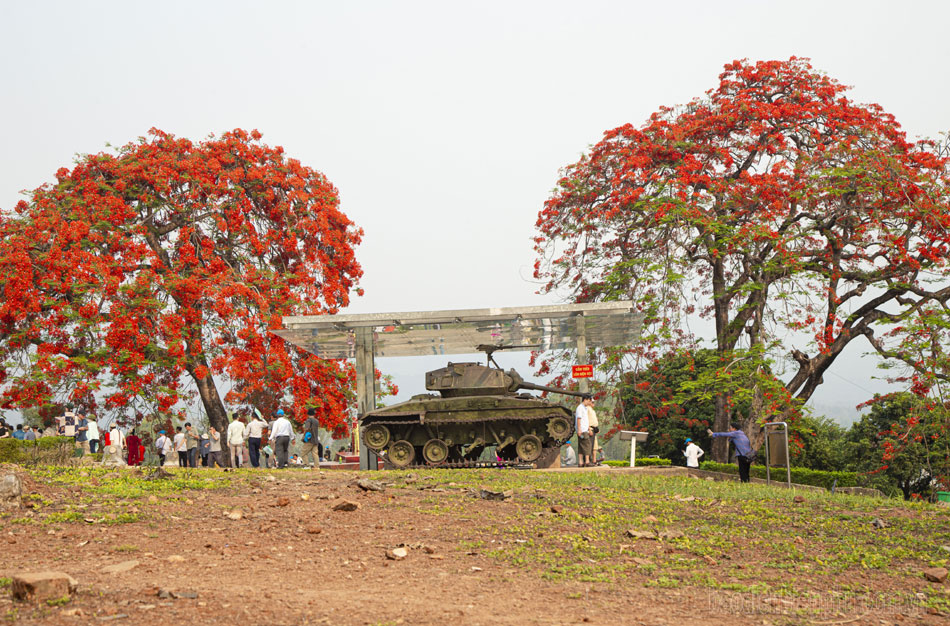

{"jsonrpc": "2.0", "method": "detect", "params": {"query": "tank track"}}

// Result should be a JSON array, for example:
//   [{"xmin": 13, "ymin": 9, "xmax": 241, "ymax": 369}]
[
  {"xmin": 397, "ymin": 458, "xmax": 533, "ymax": 470},
  {"xmin": 363, "ymin": 415, "xmax": 569, "ymax": 468},
  {"xmin": 363, "ymin": 416, "xmax": 571, "ymax": 446}
]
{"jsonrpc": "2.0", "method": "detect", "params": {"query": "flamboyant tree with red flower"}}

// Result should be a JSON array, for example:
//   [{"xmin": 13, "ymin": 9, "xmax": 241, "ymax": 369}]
[
  {"xmin": 0, "ymin": 128, "xmax": 368, "ymax": 439},
  {"xmin": 616, "ymin": 349, "xmax": 804, "ymax": 462},
  {"xmin": 848, "ymin": 392, "xmax": 949, "ymax": 499},
  {"xmin": 534, "ymin": 58, "xmax": 950, "ymax": 460}
]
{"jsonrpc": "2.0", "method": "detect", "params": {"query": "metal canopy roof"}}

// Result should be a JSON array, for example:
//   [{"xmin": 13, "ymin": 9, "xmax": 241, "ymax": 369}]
[{"xmin": 274, "ymin": 301, "xmax": 644, "ymax": 359}]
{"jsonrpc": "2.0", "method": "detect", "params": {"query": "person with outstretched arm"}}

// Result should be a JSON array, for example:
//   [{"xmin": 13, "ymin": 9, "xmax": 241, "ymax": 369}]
[{"xmin": 707, "ymin": 423, "xmax": 753, "ymax": 483}]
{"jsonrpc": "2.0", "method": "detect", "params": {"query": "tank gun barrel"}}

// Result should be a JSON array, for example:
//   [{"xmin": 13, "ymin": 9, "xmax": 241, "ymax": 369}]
[{"xmin": 515, "ymin": 380, "xmax": 589, "ymax": 398}]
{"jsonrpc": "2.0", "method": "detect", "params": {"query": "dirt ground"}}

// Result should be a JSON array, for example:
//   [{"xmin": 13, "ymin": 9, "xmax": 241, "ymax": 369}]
[{"xmin": 1, "ymin": 465, "xmax": 947, "ymax": 625}]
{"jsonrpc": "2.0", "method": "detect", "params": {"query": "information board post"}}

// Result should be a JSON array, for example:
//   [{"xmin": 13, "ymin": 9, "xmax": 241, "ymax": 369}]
[
  {"xmin": 764, "ymin": 422, "xmax": 791, "ymax": 487},
  {"xmin": 618, "ymin": 431, "xmax": 649, "ymax": 467}
]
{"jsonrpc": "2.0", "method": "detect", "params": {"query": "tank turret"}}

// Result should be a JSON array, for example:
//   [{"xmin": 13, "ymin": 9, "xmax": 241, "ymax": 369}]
[{"xmin": 425, "ymin": 362, "xmax": 589, "ymax": 399}]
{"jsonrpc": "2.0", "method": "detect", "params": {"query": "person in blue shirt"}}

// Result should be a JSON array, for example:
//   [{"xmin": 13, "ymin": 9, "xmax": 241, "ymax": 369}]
[
  {"xmin": 12, "ymin": 424, "xmax": 26, "ymax": 440},
  {"xmin": 707, "ymin": 423, "xmax": 754, "ymax": 483}
]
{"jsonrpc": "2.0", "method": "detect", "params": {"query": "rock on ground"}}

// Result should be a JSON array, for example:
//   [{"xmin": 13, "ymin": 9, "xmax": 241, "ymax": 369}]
[
  {"xmin": 478, "ymin": 488, "xmax": 512, "ymax": 501},
  {"xmin": 923, "ymin": 567, "xmax": 948, "ymax": 583},
  {"xmin": 11, "ymin": 572, "xmax": 78, "ymax": 602},
  {"xmin": 0, "ymin": 474, "xmax": 22, "ymax": 510},
  {"xmin": 357, "ymin": 479, "xmax": 384, "ymax": 492},
  {"xmin": 332, "ymin": 499, "xmax": 360, "ymax": 512},
  {"xmin": 102, "ymin": 560, "xmax": 140, "ymax": 575},
  {"xmin": 387, "ymin": 547, "xmax": 409, "ymax": 560}
]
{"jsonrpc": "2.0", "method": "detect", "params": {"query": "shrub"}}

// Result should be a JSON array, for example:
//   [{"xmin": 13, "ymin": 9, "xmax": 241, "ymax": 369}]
[
  {"xmin": 605, "ymin": 457, "xmax": 671, "ymax": 467},
  {"xmin": 698, "ymin": 461, "xmax": 861, "ymax": 490},
  {"xmin": 0, "ymin": 437, "xmax": 76, "ymax": 466}
]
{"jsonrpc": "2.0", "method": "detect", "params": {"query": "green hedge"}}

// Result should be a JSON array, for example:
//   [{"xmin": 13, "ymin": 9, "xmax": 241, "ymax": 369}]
[
  {"xmin": 698, "ymin": 461, "xmax": 860, "ymax": 490},
  {"xmin": 605, "ymin": 457, "xmax": 671, "ymax": 467},
  {"xmin": 0, "ymin": 437, "xmax": 76, "ymax": 466}
]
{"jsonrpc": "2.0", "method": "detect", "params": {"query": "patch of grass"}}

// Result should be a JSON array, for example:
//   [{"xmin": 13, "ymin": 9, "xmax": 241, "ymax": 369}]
[
  {"xmin": 45, "ymin": 596, "xmax": 70, "ymax": 607},
  {"xmin": 26, "ymin": 466, "xmax": 229, "ymax": 500},
  {"xmin": 24, "ymin": 493, "xmax": 52, "ymax": 507},
  {"xmin": 42, "ymin": 511, "xmax": 85, "ymax": 524},
  {"xmin": 0, "ymin": 578, "xmax": 10, "ymax": 589},
  {"xmin": 372, "ymin": 466, "xmax": 950, "ymax": 604},
  {"xmin": 113, "ymin": 544, "xmax": 139, "ymax": 553}
]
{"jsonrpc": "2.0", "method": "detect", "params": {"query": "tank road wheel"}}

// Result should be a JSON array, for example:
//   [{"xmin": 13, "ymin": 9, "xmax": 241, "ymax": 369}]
[
  {"xmin": 546, "ymin": 416, "xmax": 572, "ymax": 442},
  {"xmin": 422, "ymin": 439, "xmax": 449, "ymax": 465},
  {"xmin": 388, "ymin": 440, "xmax": 415, "ymax": 469},
  {"xmin": 515, "ymin": 434, "xmax": 543, "ymax": 463},
  {"xmin": 363, "ymin": 424, "xmax": 391, "ymax": 451}
]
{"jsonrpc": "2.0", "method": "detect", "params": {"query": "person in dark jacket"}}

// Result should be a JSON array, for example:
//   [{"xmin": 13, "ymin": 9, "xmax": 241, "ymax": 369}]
[{"xmin": 708, "ymin": 423, "xmax": 754, "ymax": 483}]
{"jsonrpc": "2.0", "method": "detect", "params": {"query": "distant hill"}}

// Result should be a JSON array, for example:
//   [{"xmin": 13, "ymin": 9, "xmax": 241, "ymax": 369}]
[{"xmin": 807, "ymin": 401, "xmax": 865, "ymax": 427}]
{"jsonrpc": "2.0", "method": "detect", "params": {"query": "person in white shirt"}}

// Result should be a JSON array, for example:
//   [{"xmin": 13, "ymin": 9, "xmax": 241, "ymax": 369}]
[
  {"xmin": 155, "ymin": 430, "xmax": 171, "ymax": 466},
  {"xmin": 86, "ymin": 418, "xmax": 100, "ymax": 455},
  {"xmin": 243, "ymin": 411, "xmax": 267, "ymax": 468},
  {"xmin": 102, "ymin": 424, "xmax": 126, "ymax": 465},
  {"xmin": 587, "ymin": 404, "xmax": 601, "ymax": 466},
  {"xmin": 683, "ymin": 438, "xmax": 705, "ymax": 468},
  {"xmin": 268, "ymin": 409, "xmax": 296, "ymax": 469},
  {"xmin": 173, "ymin": 426, "xmax": 187, "ymax": 468},
  {"xmin": 561, "ymin": 442, "xmax": 578, "ymax": 467},
  {"xmin": 575, "ymin": 395, "xmax": 594, "ymax": 467},
  {"xmin": 227, "ymin": 416, "xmax": 246, "ymax": 468}
]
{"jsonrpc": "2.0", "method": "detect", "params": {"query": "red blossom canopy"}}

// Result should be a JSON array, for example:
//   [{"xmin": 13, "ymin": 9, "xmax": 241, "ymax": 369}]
[
  {"xmin": 0, "ymin": 129, "xmax": 367, "ymax": 438},
  {"xmin": 534, "ymin": 58, "xmax": 950, "ymax": 458}
]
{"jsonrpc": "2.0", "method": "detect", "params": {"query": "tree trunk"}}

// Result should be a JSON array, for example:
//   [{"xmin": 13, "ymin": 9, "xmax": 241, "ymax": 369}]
[
  {"xmin": 188, "ymin": 360, "xmax": 231, "ymax": 467},
  {"xmin": 711, "ymin": 256, "xmax": 731, "ymax": 462},
  {"xmin": 712, "ymin": 395, "xmax": 730, "ymax": 462}
]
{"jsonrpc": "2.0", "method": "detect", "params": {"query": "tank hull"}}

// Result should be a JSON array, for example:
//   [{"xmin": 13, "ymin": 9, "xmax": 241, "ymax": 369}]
[{"xmin": 360, "ymin": 394, "xmax": 575, "ymax": 468}]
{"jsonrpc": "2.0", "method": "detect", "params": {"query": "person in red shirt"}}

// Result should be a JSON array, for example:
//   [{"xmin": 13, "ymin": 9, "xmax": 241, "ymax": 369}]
[{"xmin": 126, "ymin": 430, "xmax": 143, "ymax": 466}]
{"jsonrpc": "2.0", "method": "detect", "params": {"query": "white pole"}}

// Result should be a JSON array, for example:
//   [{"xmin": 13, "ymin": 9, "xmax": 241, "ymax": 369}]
[{"xmin": 630, "ymin": 437, "xmax": 637, "ymax": 468}]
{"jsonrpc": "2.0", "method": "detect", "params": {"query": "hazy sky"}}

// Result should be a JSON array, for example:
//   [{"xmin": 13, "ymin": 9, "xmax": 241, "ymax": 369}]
[{"xmin": 2, "ymin": 1, "xmax": 948, "ymax": 422}]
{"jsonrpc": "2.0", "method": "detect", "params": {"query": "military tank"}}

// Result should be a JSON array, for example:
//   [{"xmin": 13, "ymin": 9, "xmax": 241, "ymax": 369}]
[{"xmin": 359, "ymin": 345, "xmax": 586, "ymax": 468}]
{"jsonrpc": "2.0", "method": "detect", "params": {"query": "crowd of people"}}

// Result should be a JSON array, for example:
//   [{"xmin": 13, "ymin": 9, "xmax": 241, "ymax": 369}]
[
  {"xmin": 209, "ymin": 406, "xmax": 327, "ymax": 469},
  {"xmin": 0, "ymin": 410, "xmax": 134, "ymax": 466},
  {"xmin": 0, "ymin": 420, "xmax": 41, "ymax": 441},
  {"xmin": 152, "ymin": 407, "xmax": 330, "ymax": 469},
  {"xmin": 2, "ymin": 403, "xmax": 332, "ymax": 471}
]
